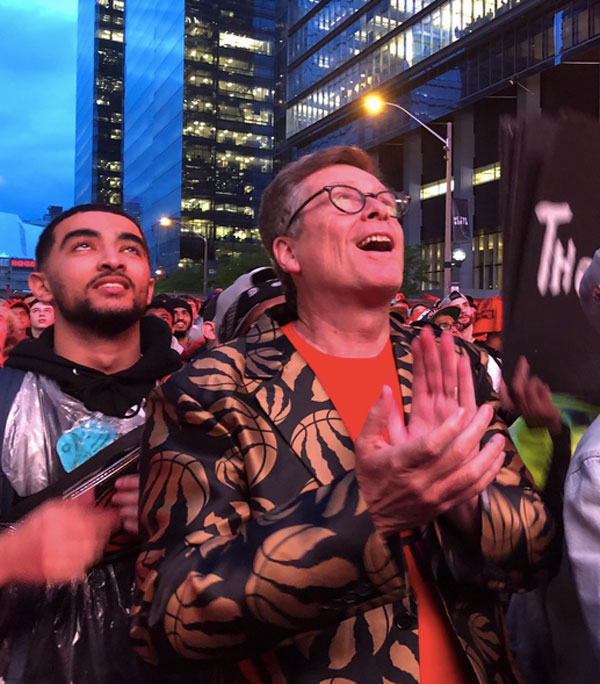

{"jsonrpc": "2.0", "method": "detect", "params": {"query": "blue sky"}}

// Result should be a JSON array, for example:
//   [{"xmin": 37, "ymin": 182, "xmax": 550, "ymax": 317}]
[{"xmin": 0, "ymin": 0, "xmax": 77, "ymax": 220}]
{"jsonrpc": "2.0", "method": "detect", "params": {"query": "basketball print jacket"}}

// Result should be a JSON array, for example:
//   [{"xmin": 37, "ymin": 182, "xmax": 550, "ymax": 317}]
[{"xmin": 131, "ymin": 313, "xmax": 557, "ymax": 684}]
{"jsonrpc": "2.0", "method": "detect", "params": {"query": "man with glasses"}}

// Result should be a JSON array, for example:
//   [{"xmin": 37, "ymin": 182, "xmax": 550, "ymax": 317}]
[{"xmin": 133, "ymin": 146, "xmax": 557, "ymax": 684}]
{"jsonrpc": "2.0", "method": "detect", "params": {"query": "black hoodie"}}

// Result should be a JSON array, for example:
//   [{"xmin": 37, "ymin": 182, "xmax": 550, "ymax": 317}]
[{"xmin": 5, "ymin": 316, "xmax": 182, "ymax": 418}]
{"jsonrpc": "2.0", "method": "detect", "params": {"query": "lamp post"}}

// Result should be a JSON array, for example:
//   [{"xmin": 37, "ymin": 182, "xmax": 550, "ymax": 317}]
[
  {"xmin": 365, "ymin": 95, "xmax": 453, "ymax": 295},
  {"xmin": 159, "ymin": 216, "xmax": 209, "ymax": 294}
]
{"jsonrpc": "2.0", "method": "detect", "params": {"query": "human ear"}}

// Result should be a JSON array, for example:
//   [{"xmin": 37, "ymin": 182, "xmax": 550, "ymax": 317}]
[
  {"xmin": 28, "ymin": 271, "xmax": 54, "ymax": 304},
  {"xmin": 146, "ymin": 278, "xmax": 155, "ymax": 305},
  {"xmin": 272, "ymin": 236, "xmax": 301, "ymax": 276}
]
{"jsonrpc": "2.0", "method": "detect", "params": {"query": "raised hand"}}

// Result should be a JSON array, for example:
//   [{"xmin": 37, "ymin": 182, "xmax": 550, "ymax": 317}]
[
  {"xmin": 0, "ymin": 498, "xmax": 117, "ymax": 585},
  {"xmin": 510, "ymin": 356, "xmax": 562, "ymax": 435},
  {"xmin": 111, "ymin": 474, "xmax": 141, "ymax": 535},
  {"xmin": 354, "ymin": 327, "xmax": 505, "ymax": 537}
]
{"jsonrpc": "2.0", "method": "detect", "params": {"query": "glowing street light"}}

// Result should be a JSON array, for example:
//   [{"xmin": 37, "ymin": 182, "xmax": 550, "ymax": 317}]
[
  {"xmin": 155, "ymin": 268, "xmax": 163, "ymax": 277},
  {"xmin": 364, "ymin": 94, "xmax": 454, "ymax": 295},
  {"xmin": 159, "ymin": 216, "xmax": 173, "ymax": 227},
  {"xmin": 364, "ymin": 95, "xmax": 384, "ymax": 114}
]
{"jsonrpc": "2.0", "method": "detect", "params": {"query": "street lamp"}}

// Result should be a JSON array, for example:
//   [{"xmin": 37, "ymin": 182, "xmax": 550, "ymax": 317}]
[
  {"xmin": 159, "ymin": 216, "xmax": 209, "ymax": 294},
  {"xmin": 364, "ymin": 94, "xmax": 453, "ymax": 295},
  {"xmin": 452, "ymin": 247, "xmax": 467, "ymax": 266}
]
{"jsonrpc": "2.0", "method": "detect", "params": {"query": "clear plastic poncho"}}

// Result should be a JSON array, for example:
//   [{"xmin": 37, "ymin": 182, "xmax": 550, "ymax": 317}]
[{"xmin": 0, "ymin": 372, "xmax": 155, "ymax": 684}]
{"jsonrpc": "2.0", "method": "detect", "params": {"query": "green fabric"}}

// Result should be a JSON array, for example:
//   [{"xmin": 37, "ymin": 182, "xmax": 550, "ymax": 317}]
[{"xmin": 510, "ymin": 394, "xmax": 600, "ymax": 488}]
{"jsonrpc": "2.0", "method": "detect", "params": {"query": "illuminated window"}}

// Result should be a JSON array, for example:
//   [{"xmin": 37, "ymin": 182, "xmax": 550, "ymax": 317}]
[
  {"xmin": 473, "ymin": 231, "xmax": 502, "ymax": 290},
  {"xmin": 420, "ymin": 178, "xmax": 455, "ymax": 200},
  {"xmin": 183, "ymin": 120, "xmax": 216, "ymax": 139},
  {"xmin": 218, "ymin": 55, "xmax": 254, "ymax": 76},
  {"xmin": 216, "ymin": 152, "xmax": 272, "ymax": 172},
  {"xmin": 185, "ymin": 47, "xmax": 215, "ymax": 65},
  {"xmin": 187, "ymin": 69, "xmax": 214, "ymax": 86},
  {"xmin": 112, "ymin": 0, "xmax": 124, "ymax": 9},
  {"xmin": 216, "ymin": 130, "xmax": 272, "ymax": 149},
  {"xmin": 96, "ymin": 77, "xmax": 123, "ymax": 92},
  {"xmin": 218, "ymin": 81, "xmax": 273, "ymax": 101},
  {"xmin": 473, "ymin": 162, "xmax": 501, "ymax": 186},
  {"xmin": 181, "ymin": 219, "xmax": 213, "ymax": 235},
  {"xmin": 214, "ymin": 203, "xmax": 255, "ymax": 217},
  {"xmin": 182, "ymin": 198, "xmax": 212, "ymax": 211},
  {"xmin": 218, "ymin": 104, "xmax": 273, "ymax": 126},
  {"xmin": 184, "ymin": 145, "xmax": 213, "ymax": 165},
  {"xmin": 219, "ymin": 32, "xmax": 272, "ymax": 55},
  {"xmin": 110, "ymin": 128, "xmax": 121, "ymax": 140},
  {"xmin": 185, "ymin": 98, "xmax": 215, "ymax": 112},
  {"xmin": 287, "ymin": 0, "xmax": 524, "ymax": 136},
  {"xmin": 421, "ymin": 240, "xmax": 443, "ymax": 291},
  {"xmin": 185, "ymin": 16, "xmax": 214, "ymax": 39}
]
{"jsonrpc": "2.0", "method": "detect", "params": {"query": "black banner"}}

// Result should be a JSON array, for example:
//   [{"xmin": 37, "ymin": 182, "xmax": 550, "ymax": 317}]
[
  {"xmin": 452, "ymin": 198, "xmax": 470, "ymax": 243},
  {"xmin": 501, "ymin": 114, "xmax": 600, "ymax": 403}
]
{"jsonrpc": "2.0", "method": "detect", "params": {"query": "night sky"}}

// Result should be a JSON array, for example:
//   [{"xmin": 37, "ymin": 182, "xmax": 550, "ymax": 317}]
[{"xmin": 0, "ymin": 0, "xmax": 77, "ymax": 221}]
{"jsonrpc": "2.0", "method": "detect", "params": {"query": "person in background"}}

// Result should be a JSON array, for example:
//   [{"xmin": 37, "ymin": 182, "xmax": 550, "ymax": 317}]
[
  {"xmin": 180, "ymin": 292, "xmax": 220, "ymax": 361},
  {"xmin": 0, "ymin": 307, "xmax": 23, "ymax": 366},
  {"xmin": 170, "ymin": 297, "xmax": 193, "ymax": 349},
  {"xmin": 145, "ymin": 297, "xmax": 185, "ymax": 355},
  {"xmin": 28, "ymin": 300, "xmax": 55, "ymax": 339},
  {"xmin": 144, "ymin": 297, "xmax": 174, "ymax": 330},
  {"xmin": 407, "ymin": 303, "xmax": 431, "ymax": 325},
  {"xmin": 548, "ymin": 248, "xmax": 600, "ymax": 683},
  {"xmin": 434, "ymin": 292, "xmax": 502, "ymax": 392},
  {"xmin": 182, "ymin": 294, "xmax": 204, "ymax": 343},
  {"xmin": 8, "ymin": 300, "xmax": 30, "ymax": 343},
  {"xmin": 428, "ymin": 305, "xmax": 462, "ymax": 334},
  {"xmin": 210, "ymin": 266, "xmax": 285, "ymax": 345},
  {"xmin": 436, "ymin": 291, "xmax": 477, "ymax": 343}
]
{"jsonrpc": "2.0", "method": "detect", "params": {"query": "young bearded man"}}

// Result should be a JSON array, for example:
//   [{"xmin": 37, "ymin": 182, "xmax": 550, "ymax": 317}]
[
  {"xmin": 132, "ymin": 148, "xmax": 557, "ymax": 684},
  {"xmin": 0, "ymin": 204, "xmax": 181, "ymax": 684}
]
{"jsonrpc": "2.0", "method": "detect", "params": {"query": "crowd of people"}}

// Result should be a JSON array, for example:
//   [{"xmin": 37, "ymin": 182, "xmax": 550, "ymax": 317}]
[{"xmin": 0, "ymin": 145, "xmax": 596, "ymax": 684}]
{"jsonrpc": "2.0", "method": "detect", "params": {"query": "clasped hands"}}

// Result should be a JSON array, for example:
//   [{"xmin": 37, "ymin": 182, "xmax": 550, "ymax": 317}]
[{"xmin": 355, "ymin": 327, "xmax": 505, "ymax": 537}]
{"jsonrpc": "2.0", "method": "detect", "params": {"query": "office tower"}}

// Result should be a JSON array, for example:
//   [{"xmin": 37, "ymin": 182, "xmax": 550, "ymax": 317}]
[
  {"xmin": 75, "ymin": 0, "xmax": 125, "ymax": 206},
  {"xmin": 285, "ymin": 0, "xmax": 600, "ymax": 292},
  {"xmin": 124, "ymin": 0, "xmax": 276, "ymax": 274}
]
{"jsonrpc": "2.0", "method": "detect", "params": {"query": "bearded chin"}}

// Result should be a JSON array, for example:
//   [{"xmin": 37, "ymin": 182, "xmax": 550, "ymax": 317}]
[{"xmin": 56, "ymin": 299, "xmax": 147, "ymax": 338}]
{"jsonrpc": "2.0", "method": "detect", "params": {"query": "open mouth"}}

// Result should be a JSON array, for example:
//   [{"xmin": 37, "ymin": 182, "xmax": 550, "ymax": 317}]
[{"xmin": 356, "ymin": 235, "xmax": 393, "ymax": 252}]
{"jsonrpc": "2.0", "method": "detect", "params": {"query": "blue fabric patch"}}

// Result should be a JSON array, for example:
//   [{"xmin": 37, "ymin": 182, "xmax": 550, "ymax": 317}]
[{"xmin": 56, "ymin": 419, "xmax": 118, "ymax": 473}]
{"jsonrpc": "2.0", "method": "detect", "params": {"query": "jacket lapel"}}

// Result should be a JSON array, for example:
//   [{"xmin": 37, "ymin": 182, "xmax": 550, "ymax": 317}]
[
  {"xmin": 243, "ymin": 314, "xmax": 354, "ymax": 486},
  {"xmin": 390, "ymin": 323, "xmax": 416, "ymax": 424},
  {"xmin": 243, "ymin": 314, "xmax": 417, "ymax": 484}
]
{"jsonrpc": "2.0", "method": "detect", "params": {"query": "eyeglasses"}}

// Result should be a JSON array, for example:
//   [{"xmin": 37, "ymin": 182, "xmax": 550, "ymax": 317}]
[
  {"xmin": 285, "ymin": 184, "xmax": 411, "ymax": 232},
  {"xmin": 436, "ymin": 321, "xmax": 462, "ymax": 332}
]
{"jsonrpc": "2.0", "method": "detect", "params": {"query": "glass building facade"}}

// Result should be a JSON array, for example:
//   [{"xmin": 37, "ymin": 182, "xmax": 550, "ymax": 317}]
[
  {"xmin": 124, "ymin": 0, "xmax": 276, "ymax": 274},
  {"xmin": 75, "ymin": 0, "xmax": 125, "ymax": 206},
  {"xmin": 285, "ymin": 0, "xmax": 600, "ymax": 292}
]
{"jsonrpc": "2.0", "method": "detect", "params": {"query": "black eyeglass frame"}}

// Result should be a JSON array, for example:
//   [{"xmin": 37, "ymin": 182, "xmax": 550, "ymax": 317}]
[{"xmin": 284, "ymin": 184, "xmax": 411, "ymax": 233}]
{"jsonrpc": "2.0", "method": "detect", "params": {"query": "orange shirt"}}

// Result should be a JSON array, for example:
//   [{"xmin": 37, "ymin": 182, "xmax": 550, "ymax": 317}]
[{"xmin": 281, "ymin": 323, "xmax": 471, "ymax": 684}]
